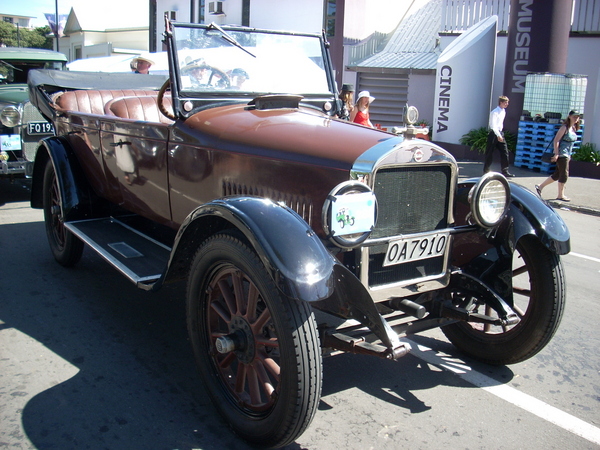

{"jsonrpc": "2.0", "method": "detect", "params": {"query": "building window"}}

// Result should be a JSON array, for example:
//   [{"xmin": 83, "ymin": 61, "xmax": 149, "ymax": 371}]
[
  {"xmin": 3, "ymin": 17, "xmax": 14, "ymax": 24},
  {"xmin": 324, "ymin": 0, "xmax": 336, "ymax": 38},
  {"xmin": 209, "ymin": 2, "xmax": 224, "ymax": 14},
  {"xmin": 198, "ymin": 0, "xmax": 205, "ymax": 23}
]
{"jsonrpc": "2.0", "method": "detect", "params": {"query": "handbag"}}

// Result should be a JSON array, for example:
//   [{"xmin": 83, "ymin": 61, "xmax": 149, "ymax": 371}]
[{"xmin": 540, "ymin": 140, "xmax": 554, "ymax": 163}]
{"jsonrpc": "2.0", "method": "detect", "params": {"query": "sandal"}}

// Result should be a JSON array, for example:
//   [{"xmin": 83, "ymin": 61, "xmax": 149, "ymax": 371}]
[
  {"xmin": 556, "ymin": 197, "xmax": 571, "ymax": 202},
  {"xmin": 535, "ymin": 185, "xmax": 542, "ymax": 196}
]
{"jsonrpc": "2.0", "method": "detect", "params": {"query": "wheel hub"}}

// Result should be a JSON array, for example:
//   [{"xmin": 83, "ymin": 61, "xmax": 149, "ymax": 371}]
[{"xmin": 215, "ymin": 315, "xmax": 256, "ymax": 364}]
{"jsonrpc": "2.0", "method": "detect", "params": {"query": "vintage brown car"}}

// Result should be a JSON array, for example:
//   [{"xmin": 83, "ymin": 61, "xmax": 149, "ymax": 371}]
[{"xmin": 28, "ymin": 21, "xmax": 570, "ymax": 448}]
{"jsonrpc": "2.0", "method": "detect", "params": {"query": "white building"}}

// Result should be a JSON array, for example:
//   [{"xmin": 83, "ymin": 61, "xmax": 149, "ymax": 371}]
[
  {"xmin": 59, "ymin": 5, "xmax": 150, "ymax": 61},
  {"xmin": 55, "ymin": 0, "xmax": 600, "ymax": 145},
  {"xmin": 0, "ymin": 13, "xmax": 34, "ymax": 28}
]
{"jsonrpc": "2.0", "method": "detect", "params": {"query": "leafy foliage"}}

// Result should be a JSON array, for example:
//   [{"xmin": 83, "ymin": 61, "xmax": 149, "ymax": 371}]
[
  {"xmin": 0, "ymin": 22, "xmax": 53, "ymax": 50},
  {"xmin": 572, "ymin": 142, "xmax": 600, "ymax": 164},
  {"xmin": 459, "ymin": 127, "xmax": 516, "ymax": 154}
]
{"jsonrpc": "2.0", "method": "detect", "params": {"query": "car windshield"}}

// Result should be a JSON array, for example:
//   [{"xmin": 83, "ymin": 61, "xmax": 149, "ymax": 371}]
[
  {"xmin": 172, "ymin": 24, "xmax": 331, "ymax": 97},
  {"xmin": 0, "ymin": 60, "xmax": 65, "ymax": 84}
]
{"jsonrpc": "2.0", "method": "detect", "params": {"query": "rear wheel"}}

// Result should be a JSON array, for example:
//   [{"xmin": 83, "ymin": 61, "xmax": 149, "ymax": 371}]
[
  {"xmin": 187, "ymin": 232, "xmax": 322, "ymax": 447},
  {"xmin": 442, "ymin": 236, "xmax": 565, "ymax": 365},
  {"xmin": 42, "ymin": 160, "xmax": 84, "ymax": 267}
]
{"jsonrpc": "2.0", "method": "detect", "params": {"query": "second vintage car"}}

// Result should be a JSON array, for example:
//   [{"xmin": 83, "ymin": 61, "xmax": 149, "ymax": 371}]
[
  {"xmin": 0, "ymin": 47, "xmax": 66, "ymax": 177},
  {"xmin": 28, "ymin": 20, "xmax": 570, "ymax": 448}
]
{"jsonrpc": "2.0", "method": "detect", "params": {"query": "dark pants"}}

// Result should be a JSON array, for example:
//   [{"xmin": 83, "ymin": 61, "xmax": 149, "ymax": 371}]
[
  {"xmin": 483, "ymin": 131, "xmax": 510, "ymax": 173},
  {"xmin": 551, "ymin": 156, "xmax": 570, "ymax": 183}
]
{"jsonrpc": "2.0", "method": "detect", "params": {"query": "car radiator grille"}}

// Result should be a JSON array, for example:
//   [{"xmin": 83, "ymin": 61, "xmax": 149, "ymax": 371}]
[
  {"xmin": 22, "ymin": 101, "xmax": 47, "ymax": 161},
  {"xmin": 367, "ymin": 165, "xmax": 451, "ymax": 288}
]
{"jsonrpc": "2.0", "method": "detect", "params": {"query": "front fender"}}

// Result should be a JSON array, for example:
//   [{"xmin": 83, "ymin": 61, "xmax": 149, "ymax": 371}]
[
  {"xmin": 508, "ymin": 182, "xmax": 570, "ymax": 254},
  {"xmin": 452, "ymin": 178, "xmax": 570, "ymax": 305},
  {"xmin": 455, "ymin": 178, "xmax": 570, "ymax": 255},
  {"xmin": 167, "ymin": 197, "xmax": 336, "ymax": 303}
]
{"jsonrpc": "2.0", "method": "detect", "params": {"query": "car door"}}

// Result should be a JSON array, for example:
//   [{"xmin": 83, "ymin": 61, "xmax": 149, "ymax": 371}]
[{"xmin": 101, "ymin": 118, "xmax": 171, "ymax": 224}]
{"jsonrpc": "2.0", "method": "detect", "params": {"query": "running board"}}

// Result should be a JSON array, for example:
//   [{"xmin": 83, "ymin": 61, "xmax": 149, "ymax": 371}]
[{"xmin": 65, "ymin": 217, "xmax": 171, "ymax": 289}]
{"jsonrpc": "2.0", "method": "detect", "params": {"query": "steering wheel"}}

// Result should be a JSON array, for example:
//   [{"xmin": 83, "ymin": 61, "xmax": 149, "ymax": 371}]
[
  {"xmin": 157, "ymin": 79, "xmax": 176, "ymax": 121},
  {"xmin": 182, "ymin": 62, "xmax": 231, "ymax": 89}
]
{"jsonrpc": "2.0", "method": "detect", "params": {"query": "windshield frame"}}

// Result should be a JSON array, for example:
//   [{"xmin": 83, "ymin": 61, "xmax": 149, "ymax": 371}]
[{"xmin": 166, "ymin": 21, "xmax": 338, "ymax": 119}]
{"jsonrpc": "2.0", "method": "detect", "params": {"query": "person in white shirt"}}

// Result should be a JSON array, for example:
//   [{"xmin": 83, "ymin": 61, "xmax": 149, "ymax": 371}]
[{"xmin": 483, "ymin": 95, "xmax": 515, "ymax": 177}]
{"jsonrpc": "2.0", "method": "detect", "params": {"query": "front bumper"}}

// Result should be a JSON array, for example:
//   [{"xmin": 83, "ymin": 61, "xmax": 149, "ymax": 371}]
[{"xmin": 0, "ymin": 159, "xmax": 33, "ymax": 177}]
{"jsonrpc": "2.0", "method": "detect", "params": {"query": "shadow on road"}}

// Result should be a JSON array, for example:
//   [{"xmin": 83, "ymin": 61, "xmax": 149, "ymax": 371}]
[
  {"xmin": 1, "ymin": 212, "xmax": 515, "ymax": 449},
  {"xmin": 0, "ymin": 178, "xmax": 32, "ymax": 206}
]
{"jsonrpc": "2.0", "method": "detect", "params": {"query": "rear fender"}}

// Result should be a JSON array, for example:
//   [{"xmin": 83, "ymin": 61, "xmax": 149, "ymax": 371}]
[
  {"xmin": 165, "ymin": 197, "xmax": 336, "ymax": 303},
  {"xmin": 30, "ymin": 136, "xmax": 100, "ymax": 221}
]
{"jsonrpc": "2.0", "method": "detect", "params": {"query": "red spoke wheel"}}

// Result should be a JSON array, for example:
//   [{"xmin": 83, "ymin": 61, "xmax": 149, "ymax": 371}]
[
  {"xmin": 187, "ymin": 232, "xmax": 322, "ymax": 447},
  {"xmin": 442, "ymin": 236, "xmax": 566, "ymax": 365},
  {"xmin": 42, "ymin": 159, "xmax": 84, "ymax": 266}
]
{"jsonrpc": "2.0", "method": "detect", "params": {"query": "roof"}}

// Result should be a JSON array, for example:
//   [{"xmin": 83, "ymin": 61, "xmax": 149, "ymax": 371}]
[
  {"xmin": 63, "ymin": 5, "xmax": 148, "ymax": 34},
  {"xmin": 350, "ymin": 0, "xmax": 442, "ymax": 71},
  {"xmin": 0, "ymin": 47, "xmax": 67, "ymax": 62}
]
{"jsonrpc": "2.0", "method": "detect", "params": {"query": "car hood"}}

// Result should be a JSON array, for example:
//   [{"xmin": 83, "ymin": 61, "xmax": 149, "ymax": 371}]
[
  {"xmin": 182, "ymin": 103, "xmax": 397, "ymax": 168},
  {"xmin": 0, "ymin": 84, "xmax": 29, "ymax": 104}
]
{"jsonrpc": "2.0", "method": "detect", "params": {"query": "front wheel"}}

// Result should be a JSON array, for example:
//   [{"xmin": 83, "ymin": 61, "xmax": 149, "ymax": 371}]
[
  {"xmin": 442, "ymin": 236, "xmax": 566, "ymax": 365},
  {"xmin": 186, "ymin": 232, "xmax": 322, "ymax": 447},
  {"xmin": 42, "ymin": 159, "xmax": 84, "ymax": 267}
]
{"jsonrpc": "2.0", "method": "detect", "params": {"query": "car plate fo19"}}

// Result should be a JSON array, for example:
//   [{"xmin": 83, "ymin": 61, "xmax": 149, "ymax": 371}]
[
  {"xmin": 383, "ymin": 232, "xmax": 449, "ymax": 267},
  {"xmin": 27, "ymin": 121, "xmax": 54, "ymax": 135}
]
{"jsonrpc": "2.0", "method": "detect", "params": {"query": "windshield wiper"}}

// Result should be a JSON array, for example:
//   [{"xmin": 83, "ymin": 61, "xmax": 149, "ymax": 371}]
[
  {"xmin": 0, "ymin": 60, "xmax": 22, "ymax": 71},
  {"xmin": 207, "ymin": 22, "xmax": 256, "ymax": 58}
]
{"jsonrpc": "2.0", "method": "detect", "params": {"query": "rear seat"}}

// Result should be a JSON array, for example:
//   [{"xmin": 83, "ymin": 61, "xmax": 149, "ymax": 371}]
[
  {"xmin": 54, "ymin": 89, "xmax": 159, "ymax": 116},
  {"xmin": 104, "ymin": 96, "xmax": 174, "ymax": 124}
]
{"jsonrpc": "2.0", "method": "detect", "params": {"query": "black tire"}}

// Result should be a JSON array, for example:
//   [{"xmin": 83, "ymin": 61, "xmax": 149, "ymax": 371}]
[
  {"xmin": 42, "ymin": 159, "xmax": 84, "ymax": 267},
  {"xmin": 442, "ymin": 236, "xmax": 566, "ymax": 365},
  {"xmin": 186, "ymin": 232, "xmax": 322, "ymax": 448}
]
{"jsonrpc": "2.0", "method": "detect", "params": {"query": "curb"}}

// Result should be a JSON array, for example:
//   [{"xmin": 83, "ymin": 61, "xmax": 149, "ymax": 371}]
[{"xmin": 547, "ymin": 200, "xmax": 600, "ymax": 217}]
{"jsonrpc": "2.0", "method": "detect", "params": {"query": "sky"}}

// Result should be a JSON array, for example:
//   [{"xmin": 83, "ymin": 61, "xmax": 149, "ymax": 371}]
[{"xmin": 0, "ymin": 0, "xmax": 145, "ymax": 28}]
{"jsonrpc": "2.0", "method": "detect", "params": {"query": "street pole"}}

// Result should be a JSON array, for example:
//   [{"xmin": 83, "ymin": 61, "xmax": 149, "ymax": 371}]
[{"xmin": 55, "ymin": 0, "xmax": 59, "ymax": 53}]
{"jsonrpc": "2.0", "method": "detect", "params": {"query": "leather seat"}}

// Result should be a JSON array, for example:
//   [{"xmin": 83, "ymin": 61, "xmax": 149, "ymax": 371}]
[
  {"xmin": 54, "ymin": 89, "xmax": 158, "ymax": 115},
  {"xmin": 104, "ymin": 96, "xmax": 174, "ymax": 124}
]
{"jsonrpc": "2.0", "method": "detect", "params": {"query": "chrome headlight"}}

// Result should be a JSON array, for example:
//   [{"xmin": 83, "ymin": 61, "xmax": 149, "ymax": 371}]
[
  {"xmin": 468, "ymin": 172, "xmax": 510, "ymax": 228},
  {"xmin": 1, "ymin": 105, "xmax": 22, "ymax": 128},
  {"xmin": 322, "ymin": 181, "xmax": 377, "ymax": 248}
]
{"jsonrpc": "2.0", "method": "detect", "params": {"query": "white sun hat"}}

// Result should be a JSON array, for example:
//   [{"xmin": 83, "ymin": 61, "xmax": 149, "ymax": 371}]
[{"xmin": 356, "ymin": 90, "xmax": 375, "ymax": 103}]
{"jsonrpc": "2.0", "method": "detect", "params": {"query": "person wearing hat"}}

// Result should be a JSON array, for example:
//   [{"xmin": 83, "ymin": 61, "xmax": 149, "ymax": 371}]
[
  {"xmin": 535, "ymin": 110, "xmax": 581, "ymax": 202},
  {"xmin": 338, "ymin": 83, "xmax": 354, "ymax": 121},
  {"xmin": 132, "ymin": 56, "xmax": 154, "ymax": 74},
  {"xmin": 351, "ymin": 90, "xmax": 375, "ymax": 127},
  {"xmin": 230, "ymin": 68, "xmax": 249, "ymax": 89}
]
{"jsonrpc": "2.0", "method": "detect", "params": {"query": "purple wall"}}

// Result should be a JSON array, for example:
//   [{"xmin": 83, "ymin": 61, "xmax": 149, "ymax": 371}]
[{"xmin": 502, "ymin": 0, "xmax": 573, "ymax": 133}]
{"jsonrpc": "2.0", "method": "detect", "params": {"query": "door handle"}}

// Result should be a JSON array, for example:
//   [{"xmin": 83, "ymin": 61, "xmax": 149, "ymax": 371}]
[{"xmin": 109, "ymin": 140, "xmax": 132, "ymax": 147}]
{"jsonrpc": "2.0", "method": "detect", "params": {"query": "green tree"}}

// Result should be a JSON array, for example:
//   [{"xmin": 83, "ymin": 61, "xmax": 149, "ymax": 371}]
[{"xmin": 0, "ymin": 22, "xmax": 53, "ymax": 50}]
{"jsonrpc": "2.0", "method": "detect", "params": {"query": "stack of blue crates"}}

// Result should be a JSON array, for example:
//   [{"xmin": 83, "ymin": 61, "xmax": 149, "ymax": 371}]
[{"xmin": 514, "ymin": 120, "xmax": 584, "ymax": 173}]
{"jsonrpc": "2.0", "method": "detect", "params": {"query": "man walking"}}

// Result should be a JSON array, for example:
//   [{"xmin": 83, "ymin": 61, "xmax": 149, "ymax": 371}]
[{"xmin": 483, "ymin": 95, "xmax": 515, "ymax": 177}]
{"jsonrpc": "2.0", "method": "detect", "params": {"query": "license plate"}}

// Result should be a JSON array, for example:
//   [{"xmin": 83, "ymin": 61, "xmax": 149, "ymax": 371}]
[
  {"xmin": 27, "ymin": 121, "xmax": 54, "ymax": 135},
  {"xmin": 383, "ymin": 232, "xmax": 449, "ymax": 267}
]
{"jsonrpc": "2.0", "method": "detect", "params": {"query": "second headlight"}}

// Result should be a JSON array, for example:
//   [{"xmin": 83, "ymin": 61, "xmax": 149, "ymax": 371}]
[
  {"xmin": 0, "ymin": 105, "xmax": 21, "ymax": 128},
  {"xmin": 468, "ymin": 172, "xmax": 510, "ymax": 228}
]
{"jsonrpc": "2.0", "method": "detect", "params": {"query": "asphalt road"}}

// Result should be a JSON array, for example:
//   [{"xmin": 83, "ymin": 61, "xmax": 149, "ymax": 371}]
[{"xmin": 1, "ymin": 178, "xmax": 599, "ymax": 450}]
